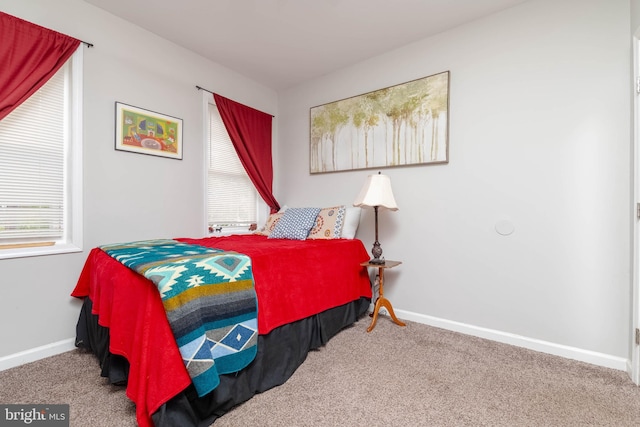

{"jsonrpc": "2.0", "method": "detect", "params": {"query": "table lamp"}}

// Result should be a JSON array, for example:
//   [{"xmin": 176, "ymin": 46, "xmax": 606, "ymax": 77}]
[{"xmin": 353, "ymin": 171, "xmax": 398, "ymax": 264}]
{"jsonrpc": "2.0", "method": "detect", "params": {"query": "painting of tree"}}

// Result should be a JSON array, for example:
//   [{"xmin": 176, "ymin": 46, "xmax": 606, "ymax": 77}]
[{"xmin": 309, "ymin": 71, "xmax": 449, "ymax": 174}]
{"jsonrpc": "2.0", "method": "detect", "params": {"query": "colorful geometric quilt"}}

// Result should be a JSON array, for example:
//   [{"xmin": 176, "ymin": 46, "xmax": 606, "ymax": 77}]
[{"xmin": 100, "ymin": 239, "xmax": 258, "ymax": 396}]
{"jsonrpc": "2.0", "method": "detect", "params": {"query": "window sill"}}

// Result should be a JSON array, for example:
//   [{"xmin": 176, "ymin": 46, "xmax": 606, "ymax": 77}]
[
  {"xmin": 0, "ymin": 242, "xmax": 82, "ymax": 260},
  {"xmin": 208, "ymin": 227, "xmax": 254, "ymax": 237}
]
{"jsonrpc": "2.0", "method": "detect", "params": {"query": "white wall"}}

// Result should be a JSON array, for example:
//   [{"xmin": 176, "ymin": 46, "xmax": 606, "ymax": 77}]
[
  {"xmin": 633, "ymin": 0, "xmax": 640, "ymax": 33},
  {"xmin": 278, "ymin": 0, "xmax": 632, "ymax": 361},
  {"xmin": 0, "ymin": 0, "xmax": 277, "ymax": 360}
]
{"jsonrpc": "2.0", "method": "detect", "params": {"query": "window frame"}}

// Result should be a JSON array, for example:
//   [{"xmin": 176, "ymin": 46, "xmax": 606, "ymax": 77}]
[
  {"xmin": 0, "ymin": 49, "xmax": 83, "ymax": 260},
  {"xmin": 202, "ymin": 91, "xmax": 268, "ymax": 236}
]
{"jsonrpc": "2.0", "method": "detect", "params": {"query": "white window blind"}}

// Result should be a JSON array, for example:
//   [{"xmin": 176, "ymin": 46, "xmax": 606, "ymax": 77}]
[
  {"xmin": 0, "ymin": 66, "xmax": 67, "ymax": 244},
  {"xmin": 207, "ymin": 102, "xmax": 257, "ymax": 228}
]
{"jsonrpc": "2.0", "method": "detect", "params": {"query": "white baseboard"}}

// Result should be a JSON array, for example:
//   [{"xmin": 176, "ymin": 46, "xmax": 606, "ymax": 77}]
[
  {"xmin": 0, "ymin": 338, "xmax": 76, "ymax": 372},
  {"xmin": 2, "ymin": 310, "xmax": 630, "ymax": 374},
  {"xmin": 371, "ymin": 304, "xmax": 628, "ymax": 372}
]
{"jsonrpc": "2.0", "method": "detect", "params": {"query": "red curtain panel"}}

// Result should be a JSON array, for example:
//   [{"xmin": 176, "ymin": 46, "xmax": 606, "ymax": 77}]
[
  {"xmin": 214, "ymin": 93, "xmax": 281, "ymax": 213},
  {"xmin": 0, "ymin": 12, "xmax": 80, "ymax": 120}
]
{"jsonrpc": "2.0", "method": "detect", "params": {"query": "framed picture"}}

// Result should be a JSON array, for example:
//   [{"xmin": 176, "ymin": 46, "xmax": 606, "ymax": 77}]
[
  {"xmin": 309, "ymin": 71, "xmax": 449, "ymax": 174},
  {"xmin": 115, "ymin": 102, "xmax": 183, "ymax": 160}
]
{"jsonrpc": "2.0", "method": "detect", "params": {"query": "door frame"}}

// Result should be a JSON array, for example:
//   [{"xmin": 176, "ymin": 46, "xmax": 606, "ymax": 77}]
[{"xmin": 631, "ymin": 33, "xmax": 640, "ymax": 386}]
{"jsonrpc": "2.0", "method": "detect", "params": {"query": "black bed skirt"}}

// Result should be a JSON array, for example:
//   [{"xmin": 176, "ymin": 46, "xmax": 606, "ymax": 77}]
[{"xmin": 75, "ymin": 296, "xmax": 370, "ymax": 426}]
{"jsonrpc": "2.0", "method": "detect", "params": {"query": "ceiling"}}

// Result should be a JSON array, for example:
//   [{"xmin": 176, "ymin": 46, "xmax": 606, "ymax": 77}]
[{"xmin": 84, "ymin": 0, "xmax": 529, "ymax": 91}]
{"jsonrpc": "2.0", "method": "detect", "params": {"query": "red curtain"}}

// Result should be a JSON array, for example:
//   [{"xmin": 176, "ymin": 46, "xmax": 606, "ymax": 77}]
[
  {"xmin": 0, "ymin": 12, "xmax": 81, "ymax": 121},
  {"xmin": 214, "ymin": 93, "xmax": 280, "ymax": 213}
]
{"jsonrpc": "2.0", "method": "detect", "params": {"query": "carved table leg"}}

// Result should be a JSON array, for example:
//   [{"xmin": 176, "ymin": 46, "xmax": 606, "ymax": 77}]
[{"xmin": 367, "ymin": 266, "xmax": 406, "ymax": 332}]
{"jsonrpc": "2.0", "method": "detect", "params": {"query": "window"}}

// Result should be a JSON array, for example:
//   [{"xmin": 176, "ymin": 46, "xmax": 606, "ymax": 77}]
[
  {"xmin": 0, "ymin": 49, "xmax": 83, "ymax": 259},
  {"xmin": 206, "ymin": 99, "xmax": 263, "ymax": 233}
]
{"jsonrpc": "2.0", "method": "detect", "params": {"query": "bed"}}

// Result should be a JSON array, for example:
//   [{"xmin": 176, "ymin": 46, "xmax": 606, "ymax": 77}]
[{"xmin": 71, "ymin": 233, "xmax": 372, "ymax": 427}]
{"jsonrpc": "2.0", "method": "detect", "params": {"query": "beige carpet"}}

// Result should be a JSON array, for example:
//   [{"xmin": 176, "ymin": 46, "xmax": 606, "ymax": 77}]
[{"xmin": 1, "ymin": 316, "xmax": 640, "ymax": 426}]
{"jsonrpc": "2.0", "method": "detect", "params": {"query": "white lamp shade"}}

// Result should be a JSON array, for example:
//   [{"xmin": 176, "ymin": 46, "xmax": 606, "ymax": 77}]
[{"xmin": 353, "ymin": 173, "xmax": 398, "ymax": 210}]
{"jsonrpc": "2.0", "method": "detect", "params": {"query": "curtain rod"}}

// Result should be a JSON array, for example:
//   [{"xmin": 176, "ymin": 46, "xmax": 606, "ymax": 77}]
[
  {"xmin": 82, "ymin": 40, "xmax": 94, "ymax": 48},
  {"xmin": 196, "ymin": 85, "xmax": 274, "ymax": 118}
]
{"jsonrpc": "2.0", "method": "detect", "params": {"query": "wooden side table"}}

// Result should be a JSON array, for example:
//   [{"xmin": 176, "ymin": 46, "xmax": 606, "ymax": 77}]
[{"xmin": 361, "ymin": 260, "xmax": 406, "ymax": 332}]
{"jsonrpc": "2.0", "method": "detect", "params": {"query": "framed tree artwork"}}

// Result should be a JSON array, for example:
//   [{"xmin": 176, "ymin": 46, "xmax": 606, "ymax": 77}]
[{"xmin": 309, "ymin": 71, "xmax": 449, "ymax": 174}]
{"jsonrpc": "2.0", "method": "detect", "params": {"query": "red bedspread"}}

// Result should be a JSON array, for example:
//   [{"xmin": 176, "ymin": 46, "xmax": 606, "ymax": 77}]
[{"xmin": 71, "ymin": 235, "xmax": 372, "ymax": 427}]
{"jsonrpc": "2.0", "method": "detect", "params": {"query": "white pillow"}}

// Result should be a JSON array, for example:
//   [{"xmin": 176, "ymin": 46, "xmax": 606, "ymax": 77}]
[{"xmin": 341, "ymin": 207, "xmax": 361, "ymax": 239}]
